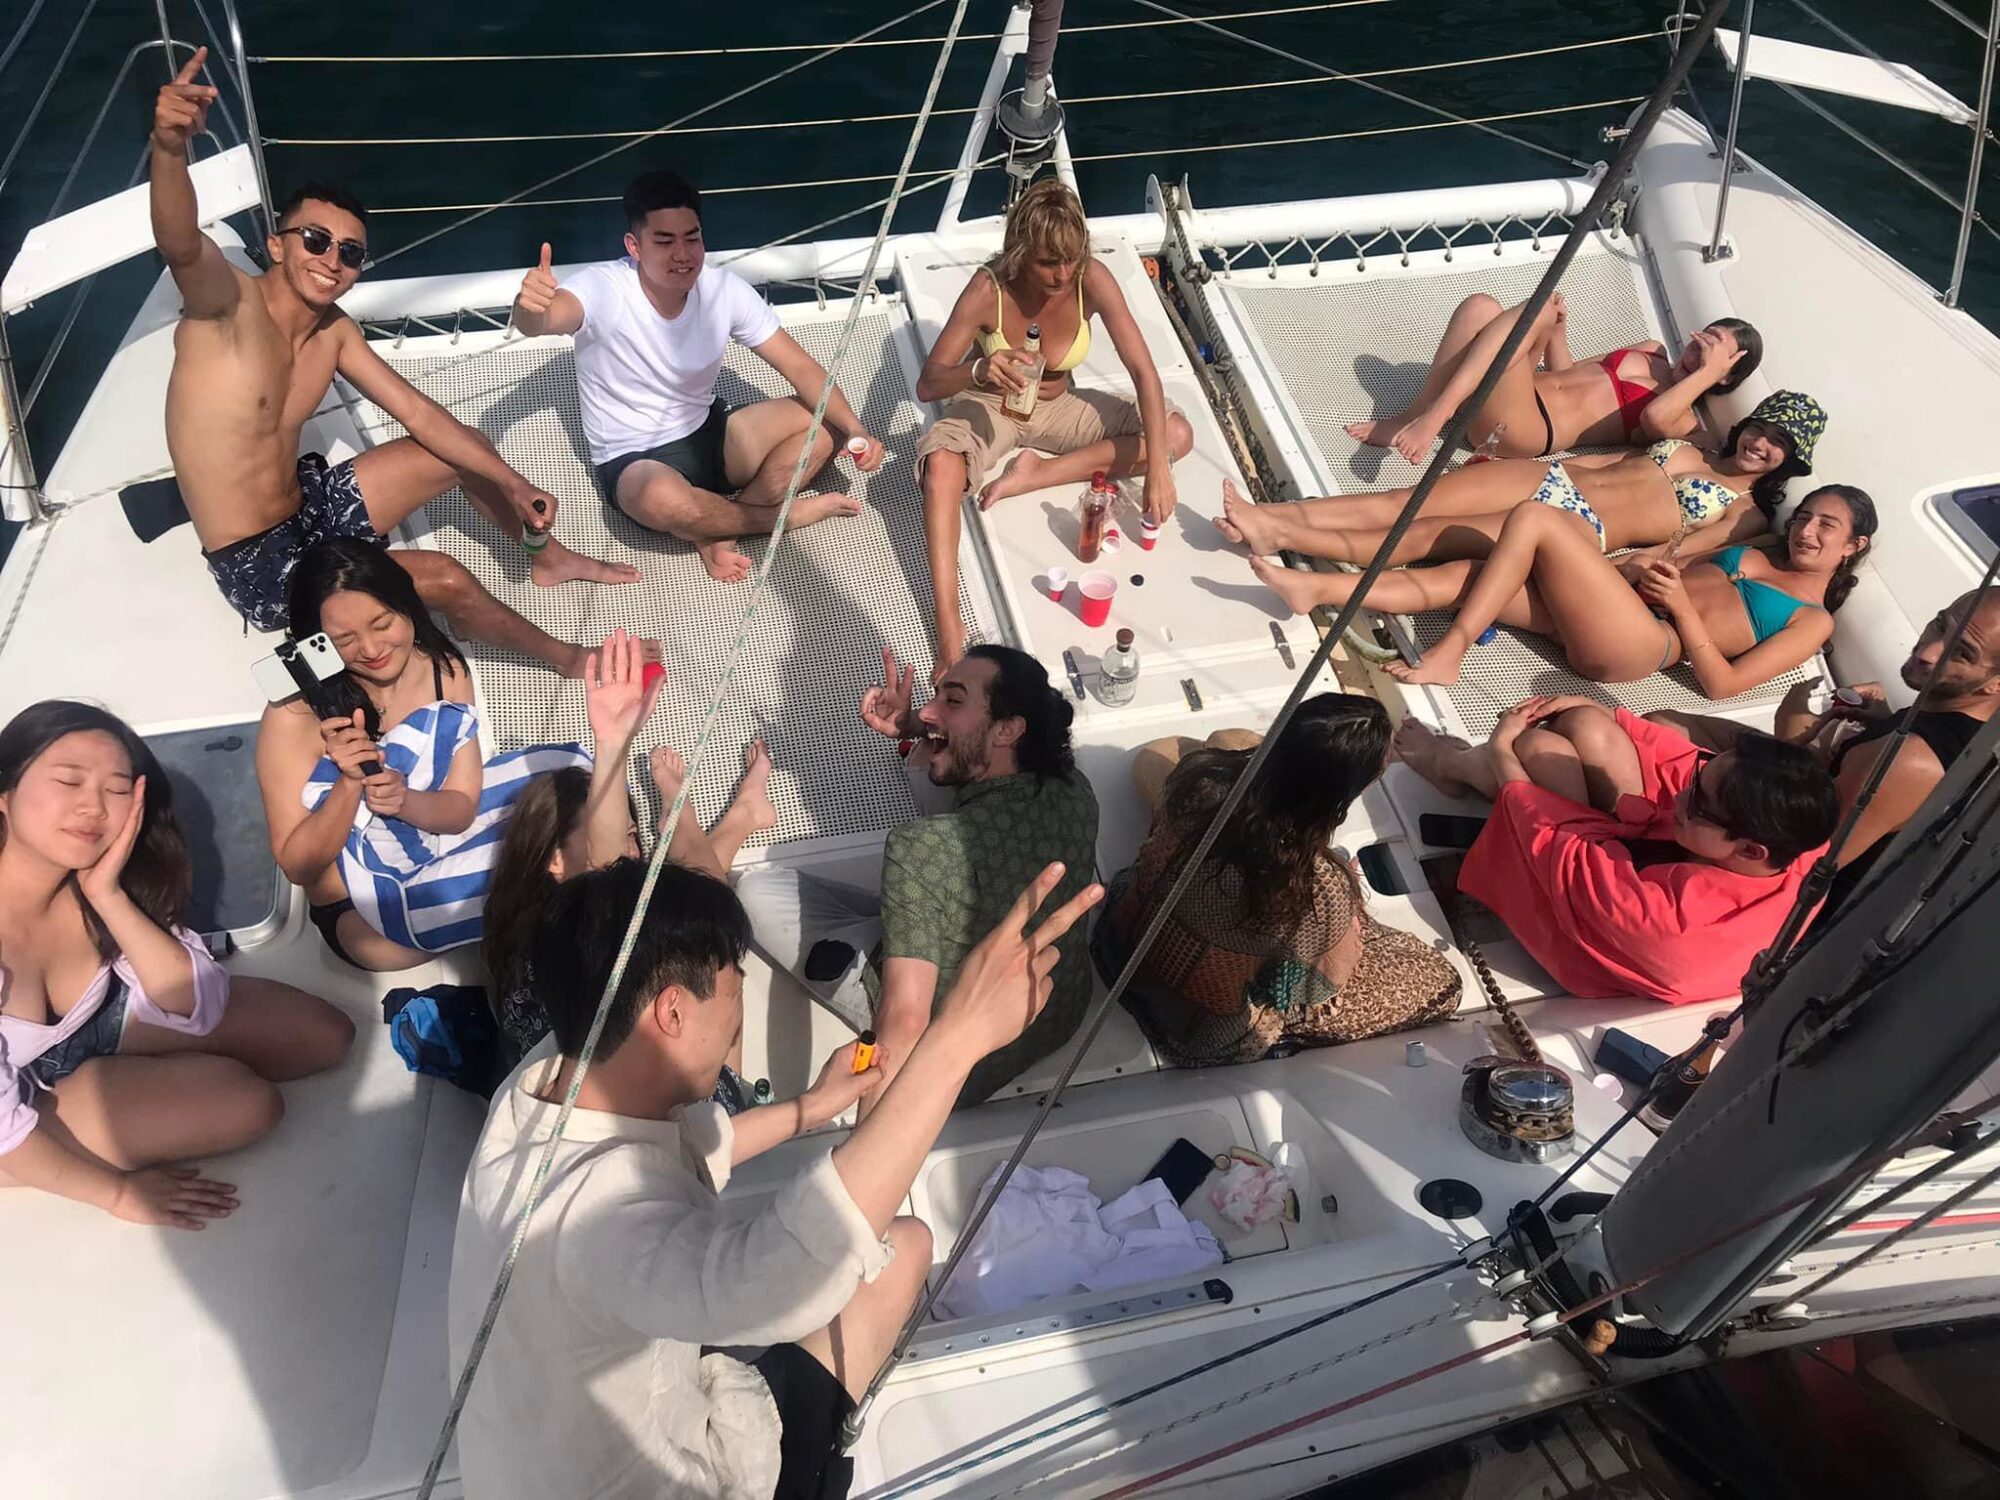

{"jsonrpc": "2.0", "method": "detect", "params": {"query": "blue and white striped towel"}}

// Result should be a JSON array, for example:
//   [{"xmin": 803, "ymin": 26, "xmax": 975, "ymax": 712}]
[{"xmin": 302, "ymin": 701, "xmax": 589, "ymax": 953}]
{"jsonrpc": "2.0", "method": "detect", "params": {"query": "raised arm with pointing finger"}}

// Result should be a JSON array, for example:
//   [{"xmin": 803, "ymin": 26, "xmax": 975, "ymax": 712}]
[{"xmin": 149, "ymin": 48, "xmax": 238, "ymax": 320}]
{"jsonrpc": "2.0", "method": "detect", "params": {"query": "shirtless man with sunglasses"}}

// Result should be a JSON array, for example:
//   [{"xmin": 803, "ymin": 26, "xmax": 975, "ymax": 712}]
[{"xmin": 150, "ymin": 51, "xmax": 641, "ymax": 676}]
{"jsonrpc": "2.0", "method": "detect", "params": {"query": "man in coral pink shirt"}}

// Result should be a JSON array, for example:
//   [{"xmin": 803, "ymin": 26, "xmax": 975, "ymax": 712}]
[{"xmin": 1397, "ymin": 697, "xmax": 1838, "ymax": 1004}]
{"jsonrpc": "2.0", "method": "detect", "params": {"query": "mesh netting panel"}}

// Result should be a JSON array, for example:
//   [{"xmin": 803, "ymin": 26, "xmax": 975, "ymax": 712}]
[
  {"xmin": 353, "ymin": 308, "xmax": 980, "ymax": 848},
  {"xmin": 1221, "ymin": 238, "xmax": 1803, "ymax": 734},
  {"xmin": 1222, "ymin": 237, "xmax": 1657, "ymax": 493}
]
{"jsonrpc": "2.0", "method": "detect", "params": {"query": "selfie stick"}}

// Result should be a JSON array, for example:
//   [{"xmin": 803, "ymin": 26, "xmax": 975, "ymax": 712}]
[{"xmin": 277, "ymin": 637, "xmax": 383, "ymax": 777}]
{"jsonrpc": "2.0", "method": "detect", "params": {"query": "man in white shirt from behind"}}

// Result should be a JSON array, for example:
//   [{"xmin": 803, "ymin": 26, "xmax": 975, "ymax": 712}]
[
  {"xmin": 449, "ymin": 854, "xmax": 1101, "ymax": 1500},
  {"xmin": 513, "ymin": 169, "xmax": 885, "ymax": 583}
]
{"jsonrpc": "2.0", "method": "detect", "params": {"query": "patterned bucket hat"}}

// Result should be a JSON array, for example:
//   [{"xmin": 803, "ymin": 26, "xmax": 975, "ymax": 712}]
[{"xmin": 1746, "ymin": 390, "xmax": 1827, "ymax": 474}]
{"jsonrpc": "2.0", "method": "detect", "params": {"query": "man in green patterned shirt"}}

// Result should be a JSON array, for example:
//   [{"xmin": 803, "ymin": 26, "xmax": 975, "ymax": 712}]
[{"xmin": 739, "ymin": 645, "xmax": 1100, "ymax": 1105}]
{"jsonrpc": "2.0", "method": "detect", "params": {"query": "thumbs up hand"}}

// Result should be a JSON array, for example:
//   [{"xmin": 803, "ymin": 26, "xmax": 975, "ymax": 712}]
[{"xmin": 516, "ymin": 242, "xmax": 559, "ymax": 318}]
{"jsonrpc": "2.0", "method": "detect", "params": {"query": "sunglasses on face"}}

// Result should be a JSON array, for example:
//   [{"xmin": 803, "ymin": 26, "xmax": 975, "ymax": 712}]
[
  {"xmin": 1682, "ymin": 749, "xmax": 1729, "ymax": 829},
  {"xmin": 279, "ymin": 224, "xmax": 368, "ymax": 271}
]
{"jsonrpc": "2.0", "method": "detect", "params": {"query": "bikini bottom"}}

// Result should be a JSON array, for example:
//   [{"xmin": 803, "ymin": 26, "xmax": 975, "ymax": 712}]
[{"xmin": 1528, "ymin": 460, "xmax": 1606, "ymax": 550}]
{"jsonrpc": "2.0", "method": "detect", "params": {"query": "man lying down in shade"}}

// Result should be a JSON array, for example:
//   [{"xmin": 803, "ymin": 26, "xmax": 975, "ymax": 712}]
[{"xmin": 448, "ymin": 857, "xmax": 1099, "ymax": 1500}]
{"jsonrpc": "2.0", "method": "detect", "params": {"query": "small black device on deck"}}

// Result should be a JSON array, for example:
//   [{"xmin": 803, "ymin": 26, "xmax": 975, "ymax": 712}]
[
  {"xmin": 1596, "ymin": 1027, "xmax": 1671, "ymax": 1088},
  {"xmin": 1144, "ymin": 1137, "xmax": 1216, "ymax": 1206}
]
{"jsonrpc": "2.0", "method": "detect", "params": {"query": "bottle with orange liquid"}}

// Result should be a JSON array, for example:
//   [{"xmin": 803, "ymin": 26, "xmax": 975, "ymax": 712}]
[
  {"xmin": 1002, "ymin": 324, "xmax": 1045, "ymax": 422},
  {"xmin": 1078, "ymin": 471, "xmax": 1112, "ymax": 562}
]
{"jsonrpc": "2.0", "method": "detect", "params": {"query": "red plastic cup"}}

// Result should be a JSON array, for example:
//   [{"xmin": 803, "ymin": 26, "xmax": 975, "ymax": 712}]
[
  {"xmin": 1078, "ymin": 570, "xmax": 1116, "ymax": 628},
  {"xmin": 1043, "ymin": 565, "xmax": 1069, "ymax": 601},
  {"xmin": 1138, "ymin": 519, "xmax": 1160, "ymax": 550},
  {"xmin": 642, "ymin": 661, "xmax": 666, "ymax": 693}
]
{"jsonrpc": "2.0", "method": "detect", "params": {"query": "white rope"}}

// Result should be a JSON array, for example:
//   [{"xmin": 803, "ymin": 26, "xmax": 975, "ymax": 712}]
[
  {"xmin": 269, "ymin": 31, "xmax": 1657, "ymax": 147},
  {"xmin": 411, "ymin": 5, "xmax": 974, "ymax": 1493},
  {"xmin": 251, "ymin": 0, "xmax": 1392, "ymax": 63},
  {"xmin": 371, "ymin": 163, "xmax": 987, "ymax": 215},
  {"xmin": 1068, "ymin": 95, "xmax": 1647, "ymax": 166},
  {"xmin": 367, "ymin": 0, "xmax": 952, "ymax": 271}
]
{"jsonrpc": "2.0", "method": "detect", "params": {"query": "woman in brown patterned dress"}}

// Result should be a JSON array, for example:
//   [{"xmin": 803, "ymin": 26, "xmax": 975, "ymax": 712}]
[{"xmin": 1097, "ymin": 694, "xmax": 1461, "ymax": 1067}]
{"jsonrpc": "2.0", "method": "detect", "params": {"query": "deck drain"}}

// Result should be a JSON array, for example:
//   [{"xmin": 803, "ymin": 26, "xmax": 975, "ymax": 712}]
[{"xmin": 1416, "ymin": 1177, "xmax": 1483, "ymax": 1220}]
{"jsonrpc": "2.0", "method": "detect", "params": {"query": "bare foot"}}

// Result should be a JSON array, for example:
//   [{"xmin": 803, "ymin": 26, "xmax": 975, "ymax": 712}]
[
  {"xmin": 1388, "ymin": 410, "xmax": 1445, "ymax": 467},
  {"xmin": 1391, "ymin": 717, "xmax": 1476, "ymax": 798},
  {"xmin": 977, "ymin": 450, "xmax": 1046, "ymax": 510},
  {"xmin": 697, "ymin": 539, "xmax": 754, "ymax": 583},
  {"xmin": 532, "ymin": 538, "xmax": 641, "ymax": 588},
  {"xmin": 784, "ymin": 491, "xmax": 864, "ymax": 531},
  {"xmin": 1345, "ymin": 414, "xmax": 1414, "ymax": 449},
  {"xmin": 1218, "ymin": 479, "xmax": 1287, "ymax": 553},
  {"xmin": 730, "ymin": 738, "xmax": 779, "ymax": 833},
  {"xmin": 1384, "ymin": 631, "xmax": 1467, "ymax": 688},
  {"xmin": 649, "ymin": 743, "xmax": 687, "ymax": 802},
  {"xmin": 1248, "ymin": 554, "xmax": 1331, "ymax": 617}
]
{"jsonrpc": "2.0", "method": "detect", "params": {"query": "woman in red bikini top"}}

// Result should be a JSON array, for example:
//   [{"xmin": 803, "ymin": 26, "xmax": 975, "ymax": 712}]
[{"xmin": 1347, "ymin": 290, "xmax": 1763, "ymax": 464}]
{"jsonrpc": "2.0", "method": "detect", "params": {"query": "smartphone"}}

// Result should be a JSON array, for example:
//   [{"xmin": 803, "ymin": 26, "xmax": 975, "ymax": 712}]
[
  {"xmin": 1145, "ymin": 1137, "xmax": 1217, "ymax": 1206},
  {"xmin": 1418, "ymin": 813, "xmax": 1488, "ymax": 851},
  {"xmin": 250, "ymin": 632, "xmax": 344, "ymax": 704}
]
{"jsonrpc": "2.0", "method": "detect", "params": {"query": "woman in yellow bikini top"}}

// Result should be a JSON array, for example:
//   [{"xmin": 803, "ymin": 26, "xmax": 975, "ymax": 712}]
[{"xmin": 912, "ymin": 178, "xmax": 1194, "ymax": 674}]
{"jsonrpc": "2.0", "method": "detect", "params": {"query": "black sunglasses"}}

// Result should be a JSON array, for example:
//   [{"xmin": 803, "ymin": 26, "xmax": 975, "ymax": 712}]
[
  {"xmin": 1682, "ymin": 748, "xmax": 1729, "ymax": 829},
  {"xmin": 280, "ymin": 224, "xmax": 368, "ymax": 271}
]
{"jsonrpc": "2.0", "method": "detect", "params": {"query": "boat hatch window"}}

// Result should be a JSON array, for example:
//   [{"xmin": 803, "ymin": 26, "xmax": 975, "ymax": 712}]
[{"xmin": 1938, "ymin": 483, "xmax": 2000, "ymax": 563}]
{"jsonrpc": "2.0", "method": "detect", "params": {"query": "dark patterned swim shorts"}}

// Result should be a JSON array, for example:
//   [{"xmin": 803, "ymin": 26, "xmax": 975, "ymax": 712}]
[{"xmin": 202, "ymin": 453, "xmax": 384, "ymax": 632}]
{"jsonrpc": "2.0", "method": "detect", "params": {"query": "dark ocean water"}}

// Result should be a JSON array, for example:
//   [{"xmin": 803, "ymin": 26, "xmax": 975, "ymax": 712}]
[{"xmin": 3, "ymin": 0, "xmax": 1996, "ymax": 517}]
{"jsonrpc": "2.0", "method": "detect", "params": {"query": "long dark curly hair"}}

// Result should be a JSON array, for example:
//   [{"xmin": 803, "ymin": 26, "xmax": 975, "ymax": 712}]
[
  {"xmin": 1720, "ymin": 416, "xmax": 1808, "ymax": 517},
  {"xmin": 0, "ymin": 701, "xmax": 191, "ymax": 959},
  {"xmin": 1157, "ymin": 693, "xmax": 1390, "ymax": 922},
  {"xmin": 286, "ymin": 537, "xmax": 467, "ymax": 738}
]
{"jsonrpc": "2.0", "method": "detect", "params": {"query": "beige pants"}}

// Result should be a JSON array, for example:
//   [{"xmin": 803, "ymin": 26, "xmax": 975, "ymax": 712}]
[
  {"xmin": 917, "ymin": 385, "xmax": 1183, "ymax": 483},
  {"xmin": 1132, "ymin": 729, "xmax": 1263, "ymax": 812}
]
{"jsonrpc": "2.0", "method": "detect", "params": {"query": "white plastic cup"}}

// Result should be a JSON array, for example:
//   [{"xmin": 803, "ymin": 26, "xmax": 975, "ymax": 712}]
[
  {"xmin": 1139, "ymin": 518, "xmax": 1161, "ymax": 550},
  {"xmin": 845, "ymin": 436, "xmax": 870, "ymax": 460},
  {"xmin": 1043, "ymin": 565, "xmax": 1069, "ymax": 601}
]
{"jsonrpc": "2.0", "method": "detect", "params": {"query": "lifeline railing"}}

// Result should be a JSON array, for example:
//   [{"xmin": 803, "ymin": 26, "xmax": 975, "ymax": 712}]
[{"xmin": 1680, "ymin": 0, "xmax": 2000, "ymax": 307}]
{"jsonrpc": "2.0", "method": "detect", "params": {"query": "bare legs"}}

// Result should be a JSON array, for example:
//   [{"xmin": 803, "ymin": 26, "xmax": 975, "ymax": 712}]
[
  {"xmin": 1249, "ymin": 553, "xmax": 1550, "ymax": 635},
  {"xmin": 1216, "ymin": 468, "xmax": 1549, "ymax": 560},
  {"xmin": 617, "ymin": 398, "xmax": 856, "ymax": 583},
  {"xmin": 353, "ymin": 435, "xmax": 641, "ymax": 589},
  {"xmin": 390, "ymin": 547, "xmax": 595, "ymax": 679},
  {"xmin": 1384, "ymin": 503, "xmax": 1675, "ymax": 687},
  {"xmin": 1344, "ymin": 293, "xmax": 1561, "ymax": 463},
  {"xmin": 921, "ymin": 450, "xmax": 972, "ymax": 679},
  {"xmin": 975, "ymin": 411, "xmax": 1194, "ymax": 510},
  {"xmin": 647, "ymin": 738, "xmax": 780, "ymax": 877},
  {"xmin": 796, "ymin": 1216, "xmax": 932, "ymax": 1400},
  {"xmin": 1394, "ymin": 705, "xmax": 1644, "ymax": 812}
]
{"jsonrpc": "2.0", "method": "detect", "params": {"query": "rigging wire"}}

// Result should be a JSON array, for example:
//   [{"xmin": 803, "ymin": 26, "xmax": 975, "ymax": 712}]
[
  {"xmin": 269, "ymin": 31, "xmax": 1659, "ymax": 146},
  {"xmin": 843, "ymin": 0, "xmax": 1728, "ymax": 1441},
  {"xmin": 1781, "ymin": 1152, "xmax": 2000, "ymax": 1305},
  {"xmin": 865, "ymin": 1258, "xmax": 1465, "ymax": 1500},
  {"xmin": 409, "ymin": 7, "xmax": 974, "ymax": 1493},
  {"xmin": 366, "ymin": 0, "xmax": 954, "ymax": 271},
  {"xmin": 1123, "ymin": 0, "xmax": 1601, "ymax": 172},
  {"xmin": 1090, "ymin": 1109, "xmax": 1989, "ymax": 1498},
  {"xmin": 362, "ymin": 97, "xmax": 1640, "ymax": 216},
  {"xmin": 248, "ymin": 1, "xmax": 1395, "ymax": 63}
]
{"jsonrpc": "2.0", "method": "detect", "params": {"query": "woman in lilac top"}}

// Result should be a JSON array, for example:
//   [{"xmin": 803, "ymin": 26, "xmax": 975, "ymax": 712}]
[{"xmin": 0, "ymin": 702, "xmax": 352, "ymax": 1228}]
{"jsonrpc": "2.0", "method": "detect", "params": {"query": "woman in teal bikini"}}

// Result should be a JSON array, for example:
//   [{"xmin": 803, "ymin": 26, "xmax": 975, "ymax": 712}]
[
  {"xmin": 1225, "ymin": 391, "xmax": 1826, "ymax": 571},
  {"xmin": 1261, "ymin": 483, "xmax": 1877, "ymax": 694}
]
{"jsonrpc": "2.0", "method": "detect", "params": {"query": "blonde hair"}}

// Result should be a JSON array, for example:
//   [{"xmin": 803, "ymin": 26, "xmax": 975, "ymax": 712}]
[{"xmin": 994, "ymin": 178, "xmax": 1090, "ymax": 287}]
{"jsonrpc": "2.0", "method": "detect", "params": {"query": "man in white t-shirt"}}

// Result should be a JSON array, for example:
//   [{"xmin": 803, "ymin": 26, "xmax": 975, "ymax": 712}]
[
  {"xmin": 448, "ymin": 855, "xmax": 1100, "ymax": 1500},
  {"xmin": 513, "ymin": 170, "xmax": 885, "ymax": 582}
]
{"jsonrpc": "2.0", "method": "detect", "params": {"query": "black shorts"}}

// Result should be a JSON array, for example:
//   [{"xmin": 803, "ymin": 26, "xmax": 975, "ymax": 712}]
[
  {"xmin": 18, "ymin": 978, "xmax": 128, "ymax": 1108},
  {"xmin": 202, "ymin": 453, "xmax": 384, "ymax": 633},
  {"xmin": 594, "ymin": 398, "xmax": 733, "ymax": 511},
  {"xmin": 753, "ymin": 1342, "xmax": 855, "ymax": 1500}
]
